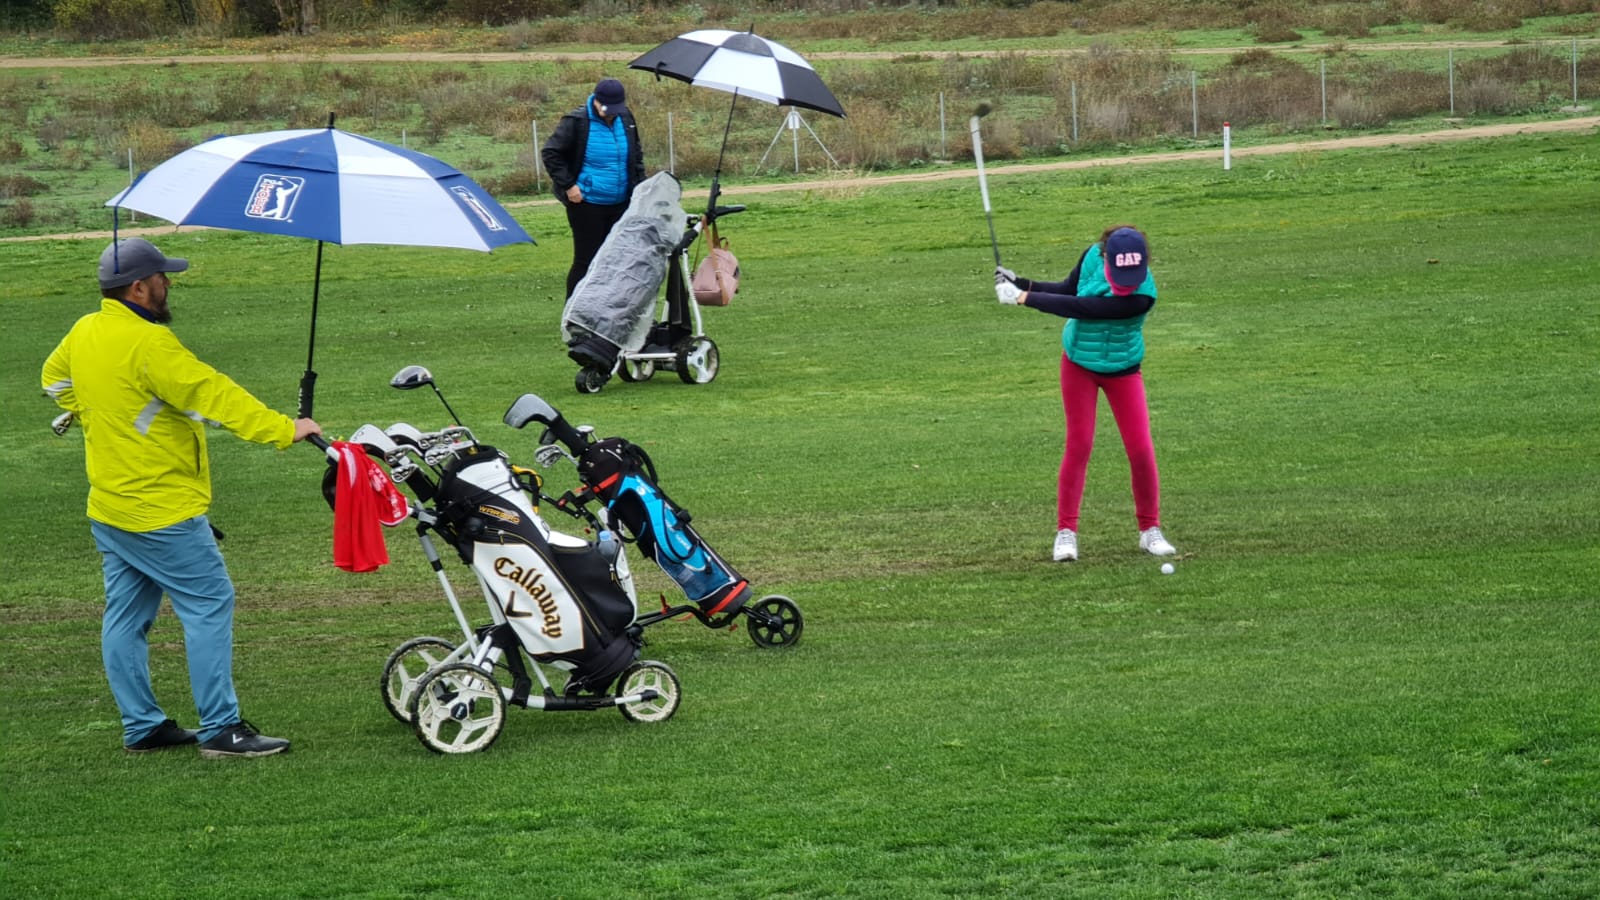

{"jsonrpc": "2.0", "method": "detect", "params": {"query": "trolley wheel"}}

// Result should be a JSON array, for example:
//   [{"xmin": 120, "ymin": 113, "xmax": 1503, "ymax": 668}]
[
  {"xmin": 380, "ymin": 636, "xmax": 457, "ymax": 723},
  {"xmin": 408, "ymin": 662, "xmax": 506, "ymax": 754},
  {"xmin": 674, "ymin": 338, "xmax": 719, "ymax": 385},
  {"xmin": 618, "ymin": 358, "xmax": 656, "ymax": 383},
  {"xmin": 747, "ymin": 594, "xmax": 803, "ymax": 649},
  {"xmin": 576, "ymin": 366, "xmax": 610, "ymax": 394},
  {"xmin": 616, "ymin": 660, "xmax": 681, "ymax": 723}
]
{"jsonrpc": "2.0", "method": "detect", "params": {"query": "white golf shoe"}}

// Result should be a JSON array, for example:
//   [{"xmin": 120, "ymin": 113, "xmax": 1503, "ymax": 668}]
[
  {"xmin": 1052, "ymin": 529, "xmax": 1079, "ymax": 562},
  {"xmin": 1138, "ymin": 527, "xmax": 1177, "ymax": 557}
]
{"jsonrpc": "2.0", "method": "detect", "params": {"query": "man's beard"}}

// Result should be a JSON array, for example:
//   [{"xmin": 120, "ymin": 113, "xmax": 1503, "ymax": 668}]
[{"xmin": 149, "ymin": 295, "xmax": 172, "ymax": 324}]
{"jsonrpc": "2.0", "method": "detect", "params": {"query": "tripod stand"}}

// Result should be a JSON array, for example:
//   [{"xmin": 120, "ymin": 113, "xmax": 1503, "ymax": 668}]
[{"xmin": 757, "ymin": 108, "xmax": 838, "ymax": 173}]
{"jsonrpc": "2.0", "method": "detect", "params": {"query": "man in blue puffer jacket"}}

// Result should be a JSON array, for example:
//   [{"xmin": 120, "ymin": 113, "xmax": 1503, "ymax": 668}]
[{"xmin": 542, "ymin": 78, "xmax": 647, "ymax": 299}]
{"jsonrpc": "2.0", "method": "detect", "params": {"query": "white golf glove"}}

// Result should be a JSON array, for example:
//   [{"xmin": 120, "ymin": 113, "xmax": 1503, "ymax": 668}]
[
  {"xmin": 995, "ymin": 265, "xmax": 1018, "ymax": 285},
  {"xmin": 995, "ymin": 281, "xmax": 1024, "ymax": 305}
]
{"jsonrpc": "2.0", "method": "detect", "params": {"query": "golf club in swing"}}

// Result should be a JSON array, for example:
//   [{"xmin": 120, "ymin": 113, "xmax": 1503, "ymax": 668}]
[{"xmin": 969, "ymin": 102, "xmax": 1001, "ymax": 268}]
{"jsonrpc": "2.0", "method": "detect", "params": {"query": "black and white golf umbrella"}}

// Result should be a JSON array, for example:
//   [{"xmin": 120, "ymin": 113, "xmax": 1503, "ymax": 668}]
[
  {"xmin": 629, "ymin": 29, "xmax": 846, "ymax": 118},
  {"xmin": 631, "ymin": 29, "xmax": 845, "ymax": 194}
]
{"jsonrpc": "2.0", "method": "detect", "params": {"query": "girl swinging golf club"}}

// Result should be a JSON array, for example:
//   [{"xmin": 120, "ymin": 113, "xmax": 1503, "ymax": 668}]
[{"xmin": 994, "ymin": 225, "xmax": 1179, "ymax": 563}]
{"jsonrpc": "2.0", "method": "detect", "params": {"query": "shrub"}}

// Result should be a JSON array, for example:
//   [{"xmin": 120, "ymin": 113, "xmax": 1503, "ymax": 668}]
[
  {"xmin": 1, "ymin": 198, "xmax": 36, "ymax": 229},
  {"xmin": 1452, "ymin": 4, "xmax": 1524, "ymax": 32},
  {"xmin": 0, "ymin": 174, "xmax": 47, "ymax": 198},
  {"xmin": 1249, "ymin": 7, "xmax": 1305, "ymax": 44},
  {"xmin": 1083, "ymin": 98, "xmax": 1133, "ymax": 141},
  {"xmin": 52, "ymin": 0, "xmax": 170, "ymax": 38},
  {"xmin": 35, "ymin": 117, "xmax": 68, "ymax": 153},
  {"xmin": 447, "ymin": 0, "xmax": 573, "ymax": 27},
  {"xmin": 117, "ymin": 122, "xmax": 192, "ymax": 170},
  {"xmin": 482, "ymin": 166, "xmax": 542, "ymax": 198},
  {"xmin": 0, "ymin": 136, "xmax": 25, "ymax": 164},
  {"xmin": 1460, "ymin": 76, "xmax": 1523, "ymax": 114},
  {"xmin": 1330, "ymin": 92, "xmax": 1386, "ymax": 128}
]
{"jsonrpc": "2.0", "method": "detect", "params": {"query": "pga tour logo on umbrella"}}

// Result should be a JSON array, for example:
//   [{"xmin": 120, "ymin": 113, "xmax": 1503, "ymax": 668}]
[
  {"xmin": 451, "ymin": 186, "xmax": 506, "ymax": 232},
  {"xmin": 246, "ymin": 174, "xmax": 304, "ymax": 222}
]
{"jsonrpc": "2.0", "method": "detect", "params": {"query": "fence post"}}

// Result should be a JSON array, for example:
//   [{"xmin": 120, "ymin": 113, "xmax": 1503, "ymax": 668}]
[
  {"xmin": 127, "ymin": 149, "xmax": 136, "ymax": 223},
  {"xmin": 1071, "ymin": 80, "xmax": 1079, "ymax": 144},
  {"xmin": 1448, "ymin": 49, "xmax": 1455, "ymax": 115},
  {"xmin": 939, "ymin": 91, "xmax": 946, "ymax": 159},
  {"xmin": 1320, "ymin": 59, "xmax": 1327, "ymax": 126},
  {"xmin": 530, "ymin": 121, "xmax": 541, "ymax": 192},
  {"xmin": 668, "ymin": 112, "xmax": 676, "ymax": 175},
  {"xmin": 1223, "ymin": 121, "xmax": 1231, "ymax": 171},
  {"xmin": 1191, "ymin": 70, "xmax": 1198, "ymax": 137},
  {"xmin": 1574, "ymin": 39, "xmax": 1580, "ymax": 104}
]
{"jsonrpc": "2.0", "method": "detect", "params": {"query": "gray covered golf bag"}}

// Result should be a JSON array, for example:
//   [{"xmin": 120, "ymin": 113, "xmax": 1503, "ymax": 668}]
[{"xmin": 561, "ymin": 172, "xmax": 688, "ymax": 372}]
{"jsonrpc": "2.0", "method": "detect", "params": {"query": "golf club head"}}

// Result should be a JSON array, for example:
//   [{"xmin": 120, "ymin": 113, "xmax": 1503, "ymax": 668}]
[
  {"xmin": 385, "ymin": 423, "xmax": 426, "ymax": 451},
  {"xmin": 349, "ymin": 424, "xmax": 400, "ymax": 458},
  {"xmin": 504, "ymin": 392, "xmax": 587, "ymax": 453},
  {"xmin": 389, "ymin": 365, "xmax": 434, "ymax": 391},
  {"xmin": 973, "ymin": 101, "xmax": 992, "ymax": 119},
  {"xmin": 533, "ymin": 444, "xmax": 570, "ymax": 469},
  {"xmin": 503, "ymin": 392, "xmax": 561, "ymax": 430}
]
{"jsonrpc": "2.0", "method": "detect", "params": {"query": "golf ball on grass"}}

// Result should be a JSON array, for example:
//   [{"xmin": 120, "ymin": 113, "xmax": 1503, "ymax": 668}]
[{"xmin": 1160, "ymin": 563, "xmax": 1175, "ymax": 575}]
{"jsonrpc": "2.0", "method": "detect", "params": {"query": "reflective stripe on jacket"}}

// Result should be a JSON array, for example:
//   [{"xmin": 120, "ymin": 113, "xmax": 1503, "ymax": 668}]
[{"xmin": 41, "ymin": 299, "xmax": 295, "ymax": 532}]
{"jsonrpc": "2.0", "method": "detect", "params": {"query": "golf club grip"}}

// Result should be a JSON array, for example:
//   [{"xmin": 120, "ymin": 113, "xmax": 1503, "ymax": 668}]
[
  {"xmin": 545, "ymin": 415, "xmax": 588, "ymax": 454},
  {"xmin": 969, "ymin": 117, "xmax": 993, "ymax": 214}
]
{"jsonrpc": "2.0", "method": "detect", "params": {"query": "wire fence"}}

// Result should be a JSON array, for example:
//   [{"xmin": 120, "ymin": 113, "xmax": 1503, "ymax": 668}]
[{"xmin": 611, "ymin": 40, "xmax": 1598, "ymax": 176}]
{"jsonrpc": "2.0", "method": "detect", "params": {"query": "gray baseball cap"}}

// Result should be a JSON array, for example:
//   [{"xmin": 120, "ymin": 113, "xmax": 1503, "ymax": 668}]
[{"xmin": 98, "ymin": 238, "xmax": 189, "ymax": 290}]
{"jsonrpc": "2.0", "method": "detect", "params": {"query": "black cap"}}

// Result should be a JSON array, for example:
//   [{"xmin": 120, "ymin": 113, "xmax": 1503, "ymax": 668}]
[{"xmin": 594, "ymin": 78, "xmax": 627, "ymax": 114}]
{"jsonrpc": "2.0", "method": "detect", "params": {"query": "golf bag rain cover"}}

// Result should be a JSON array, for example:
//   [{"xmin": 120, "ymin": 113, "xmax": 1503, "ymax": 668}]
[
  {"xmin": 560, "ymin": 172, "xmax": 689, "ymax": 356},
  {"xmin": 434, "ymin": 449, "xmax": 638, "ymax": 688},
  {"xmin": 578, "ymin": 439, "xmax": 750, "ymax": 617}
]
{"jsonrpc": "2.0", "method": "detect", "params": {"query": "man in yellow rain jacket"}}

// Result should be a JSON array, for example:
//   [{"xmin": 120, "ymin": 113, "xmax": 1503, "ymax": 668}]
[{"xmin": 42, "ymin": 238, "xmax": 321, "ymax": 759}]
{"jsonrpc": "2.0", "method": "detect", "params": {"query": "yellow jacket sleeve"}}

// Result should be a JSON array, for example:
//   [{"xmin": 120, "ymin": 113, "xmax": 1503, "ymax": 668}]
[{"xmin": 141, "ymin": 327, "xmax": 297, "ymax": 450}]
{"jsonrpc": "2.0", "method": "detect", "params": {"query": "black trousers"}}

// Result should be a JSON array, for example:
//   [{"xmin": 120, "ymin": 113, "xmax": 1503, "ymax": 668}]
[{"xmin": 564, "ymin": 200, "xmax": 629, "ymax": 298}]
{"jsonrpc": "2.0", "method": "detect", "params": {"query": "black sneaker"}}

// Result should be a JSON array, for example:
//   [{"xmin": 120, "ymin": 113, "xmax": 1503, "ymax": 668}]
[
  {"xmin": 198, "ymin": 720, "xmax": 290, "ymax": 759},
  {"xmin": 124, "ymin": 718, "xmax": 199, "ymax": 754}
]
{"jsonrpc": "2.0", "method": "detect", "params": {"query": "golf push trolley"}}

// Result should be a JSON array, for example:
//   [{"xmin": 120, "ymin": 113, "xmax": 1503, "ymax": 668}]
[
  {"xmin": 315, "ymin": 366, "xmax": 800, "ymax": 753},
  {"xmin": 562, "ymin": 172, "xmax": 743, "ymax": 395},
  {"xmin": 502, "ymin": 390, "xmax": 802, "ymax": 649}
]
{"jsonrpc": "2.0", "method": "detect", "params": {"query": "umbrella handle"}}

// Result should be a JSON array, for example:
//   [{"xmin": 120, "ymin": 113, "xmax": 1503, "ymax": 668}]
[{"xmin": 298, "ymin": 369, "xmax": 317, "ymax": 419}]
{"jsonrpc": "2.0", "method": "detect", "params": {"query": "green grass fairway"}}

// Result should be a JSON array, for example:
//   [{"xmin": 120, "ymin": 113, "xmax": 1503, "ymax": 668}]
[{"xmin": 2, "ymin": 132, "xmax": 1598, "ymax": 898}]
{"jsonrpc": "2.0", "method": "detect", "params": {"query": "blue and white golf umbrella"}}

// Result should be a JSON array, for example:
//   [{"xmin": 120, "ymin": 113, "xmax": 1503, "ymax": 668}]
[
  {"xmin": 106, "ymin": 123, "xmax": 534, "ymax": 417},
  {"xmin": 107, "ymin": 126, "xmax": 532, "ymax": 250}
]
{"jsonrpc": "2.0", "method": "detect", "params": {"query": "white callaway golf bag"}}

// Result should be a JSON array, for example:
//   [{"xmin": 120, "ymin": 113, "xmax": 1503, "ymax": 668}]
[{"xmin": 325, "ymin": 366, "xmax": 681, "ymax": 754}]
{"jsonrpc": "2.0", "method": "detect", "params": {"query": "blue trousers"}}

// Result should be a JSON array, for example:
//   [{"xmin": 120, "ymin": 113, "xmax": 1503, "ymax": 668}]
[{"xmin": 92, "ymin": 516, "xmax": 240, "ymax": 744}]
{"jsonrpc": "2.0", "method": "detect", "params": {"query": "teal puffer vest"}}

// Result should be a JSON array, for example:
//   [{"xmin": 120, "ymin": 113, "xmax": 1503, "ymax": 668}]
[{"xmin": 1061, "ymin": 243, "xmax": 1157, "ymax": 374}]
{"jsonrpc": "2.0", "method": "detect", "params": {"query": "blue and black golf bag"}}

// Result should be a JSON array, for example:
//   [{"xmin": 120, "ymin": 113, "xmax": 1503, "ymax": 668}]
[{"xmin": 574, "ymin": 437, "xmax": 751, "ymax": 619}]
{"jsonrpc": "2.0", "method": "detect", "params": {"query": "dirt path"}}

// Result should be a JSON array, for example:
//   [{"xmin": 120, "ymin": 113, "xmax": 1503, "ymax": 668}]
[
  {"xmin": 1, "ymin": 38, "xmax": 1595, "ymax": 68},
  {"xmin": 7, "ymin": 115, "xmax": 1594, "ymax": 244}
]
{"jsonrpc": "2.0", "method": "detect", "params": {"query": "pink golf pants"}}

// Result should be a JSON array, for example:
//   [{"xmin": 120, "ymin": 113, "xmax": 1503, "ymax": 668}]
[{"xmin": 1057, "ymin": 355, "xmax": 1162, "ymax": 532}]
